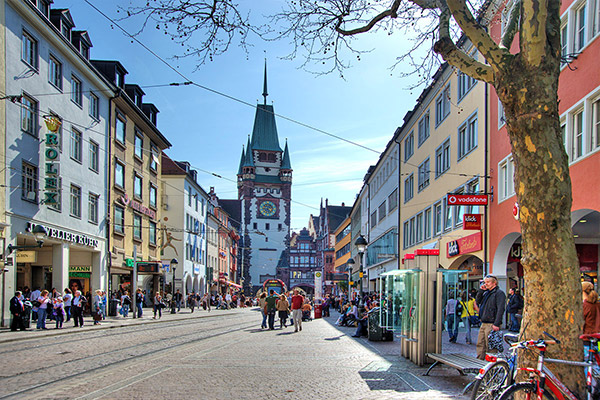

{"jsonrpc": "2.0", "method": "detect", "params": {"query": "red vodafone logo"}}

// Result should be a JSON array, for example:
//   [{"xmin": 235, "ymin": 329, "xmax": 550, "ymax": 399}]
[{"xmin": 447, "ymin": 194, "xmax": 488, "ymax": 206}]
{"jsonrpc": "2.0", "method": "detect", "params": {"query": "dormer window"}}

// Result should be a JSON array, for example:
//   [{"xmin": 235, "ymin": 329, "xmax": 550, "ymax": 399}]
[
  {"xmin": 37, "ymin": 0, "xmax": 50, "ymax": 17},
  {"xmin": 61, "ymin": 24, "xmax": 71, "ymax": 40},
  {"xmin": 81, "ymin": 44, "xmax": 89, "ymax": 60}
]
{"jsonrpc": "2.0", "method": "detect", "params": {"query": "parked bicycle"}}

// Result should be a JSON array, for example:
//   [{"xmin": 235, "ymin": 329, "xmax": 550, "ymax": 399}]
[
  {"xmin": 498, "ymin": 331, "xmax": 600, "ymax": 400},
  {"xmin": 470, "ymin": 332, "xmax": 520, "ymax": 400}
]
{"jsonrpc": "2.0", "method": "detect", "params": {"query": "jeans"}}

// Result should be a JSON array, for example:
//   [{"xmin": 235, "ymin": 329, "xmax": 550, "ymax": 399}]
[
  {"xmin": 121, "ymin": 304, "xmax": 130, "ymax": 317},
  {"xmin": 55, "ymin": 313, "xmax": 64, "ymax": 328},
  {"xmin": 292, "ymin": 309, "xmax": 303, "ymax": 331},
  {"xmin": 462, "ymin": 316, "xmax": 472, "ymax": 343},
  {"xmin": 73, "ymin": 307, "xmax": 84, "ymax": 327},
  {"xmin": 509, "ymin": 313, "xmax": 520, "ymax": 331},
  {"xmin": 137, "ymin": 303, "xmax": 143, "ymax": 318},
  {"xmin": 64, "ymin": 306, "xmax": 71, "ymax": 322},
  {"xmin": 153, "ymin": 305, "xmax": 162, "ymax": 318},
  {"xmin": 176, "ymin": 300, "xmax": 181, "ymax": 311},
  {"xmin": 446, "ymin": 314, "xmax": 458, "ymax": 341},
  {"xmin": 267, "ymin": 310, "xmax": 276, "ymax": 330},
  {"xmin": 36, "ymin": 308, "xmax": 47, "ymax": 329},
  {"xmin": 261, "ymin": 311, "xmax": 267, "ymax": 328}
]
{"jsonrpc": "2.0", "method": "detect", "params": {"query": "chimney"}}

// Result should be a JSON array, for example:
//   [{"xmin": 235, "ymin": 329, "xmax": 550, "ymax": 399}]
[{"xmin": 341, "ymin": 202, "xmax": 345, "ymax": 207}]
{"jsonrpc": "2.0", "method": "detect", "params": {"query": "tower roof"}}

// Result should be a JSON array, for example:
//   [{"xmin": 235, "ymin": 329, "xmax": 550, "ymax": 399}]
[
  {"xmin": 250, "ymin": 104, "xmax": 282, "ymax": 152},
  {"xmin": 243, "ymin": 135, "xmax": 254, "ymax": 167},
  {"xmin": 281, "ymin": 140, "xmax": 291, "ymax": 170},
  {"xmin": 237, "ymin": 146, "xmax": 245, "ymax": 175}
]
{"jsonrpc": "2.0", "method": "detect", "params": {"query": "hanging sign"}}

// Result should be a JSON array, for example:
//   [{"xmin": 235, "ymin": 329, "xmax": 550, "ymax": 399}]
[
  {"xmin": 447, "ymin": 194, "xmax": 488, "ymax": 206},
  {"xmin": 513, "ymin": 202, "xmax": 520, "ymax": 220},
  {"xmin": 447, "ymin": 231, "xmax": 483, "ymax": 258},
  {"xmin": 463, "ymin": 214, "xmax": 483, "ymax": 230},
  {"xmin": 43, "ymin": 116, "xmax": 61, "ymax": 205}
]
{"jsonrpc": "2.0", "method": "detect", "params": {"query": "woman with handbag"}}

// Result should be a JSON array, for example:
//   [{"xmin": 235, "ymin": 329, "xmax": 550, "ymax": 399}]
[
  {"xmin": 36, "ymin": 290, "xmax": 50, "ymax": 330},
  {"xmin": 276, "ymin": 293, "xmax": 290, "ymax": 328},
  {"xmin": 459, "ymin": 292, "xmax": 473, "ymax": 344}
]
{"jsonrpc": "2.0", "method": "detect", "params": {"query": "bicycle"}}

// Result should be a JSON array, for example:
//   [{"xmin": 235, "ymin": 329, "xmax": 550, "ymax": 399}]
[
  {"xmin": 498, "ymin": 331, "xmax": 600, "ymax": 400},
  {"xmin": 470, "ymin": 332, "xmax": 520, "ymax": 400}
]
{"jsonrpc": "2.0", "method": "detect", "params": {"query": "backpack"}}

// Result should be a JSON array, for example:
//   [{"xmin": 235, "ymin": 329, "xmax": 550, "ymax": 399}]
[{"xmin": 456, "ymin": 301, "xmax": 464, "ymax": 316}]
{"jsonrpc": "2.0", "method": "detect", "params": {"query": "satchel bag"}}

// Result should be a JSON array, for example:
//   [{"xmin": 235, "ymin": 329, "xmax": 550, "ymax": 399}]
[
  {"xmin": 469, "ymin": 315, "xmax": 481, "ymax": 328},
  {"xmin": 488, "ymin": 330, "xmax": 504, "ymax": 352}
]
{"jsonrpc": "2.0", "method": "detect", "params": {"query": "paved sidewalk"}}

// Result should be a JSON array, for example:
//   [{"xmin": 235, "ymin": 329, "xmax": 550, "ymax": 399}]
[{"xmin": 0, "ymin": 306, "xmax": 237, "ymax": 344}]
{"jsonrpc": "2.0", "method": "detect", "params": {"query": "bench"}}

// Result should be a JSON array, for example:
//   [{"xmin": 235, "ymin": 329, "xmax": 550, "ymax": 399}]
[{"xmin": 424, "ymin": 353, "xmax": 487, "ymax": 376}]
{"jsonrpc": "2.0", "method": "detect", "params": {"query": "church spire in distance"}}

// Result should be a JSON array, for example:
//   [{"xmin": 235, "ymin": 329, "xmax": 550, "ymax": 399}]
[{"xmin": 262, "ymin": 59, "xmax": 268, "ymax": 105}]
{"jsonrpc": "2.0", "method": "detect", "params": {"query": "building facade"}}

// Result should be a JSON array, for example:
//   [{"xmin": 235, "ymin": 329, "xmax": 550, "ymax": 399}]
[{"xmin": 285, "ymin": 228, "xmax": 318, "ymax": 295}]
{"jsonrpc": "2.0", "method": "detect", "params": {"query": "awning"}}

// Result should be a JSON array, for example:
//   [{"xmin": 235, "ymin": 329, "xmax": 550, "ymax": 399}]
[{"xmin": 226, "ymin": 281, "xmax": 242, "ymax": 289}]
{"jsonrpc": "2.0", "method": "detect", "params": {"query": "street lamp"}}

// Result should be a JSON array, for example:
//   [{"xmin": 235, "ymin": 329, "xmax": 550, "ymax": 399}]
[
  {"xmin": 355, "ymin": 235, "xmax": 368, "ymax": 305},
  {"xmin": 170, "ymin": 258, "xmax": 178, "ymax": 314},
  {"xmin": 346, "ymin": 258, "xmax": 355, "ymax": 301}
]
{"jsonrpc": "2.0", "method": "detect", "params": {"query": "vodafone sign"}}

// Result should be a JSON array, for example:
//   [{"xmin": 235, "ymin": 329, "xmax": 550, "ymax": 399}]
[{"xmin": 447, "ymin": 194, "xmax": 488, "ymax": 206}]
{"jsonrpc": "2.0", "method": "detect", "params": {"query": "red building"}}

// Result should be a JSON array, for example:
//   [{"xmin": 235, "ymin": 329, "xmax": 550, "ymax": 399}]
[{"xmin": 488, "ymin": 0, "xmax": 600, "ymax": 287}]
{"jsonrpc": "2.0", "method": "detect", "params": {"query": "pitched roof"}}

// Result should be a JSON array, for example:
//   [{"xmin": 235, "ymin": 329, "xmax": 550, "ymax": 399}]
[
  {"xmin": 219, "ymin": 199, "xmax": 242, "ymax": 229},
  {"xmin": 327, "ymin": 205, "xmax": 352, "ymax": 234},
  {"xmin": 237, "ymin": 146, "xmax": 245, "ymax": 175},
  {"xmin": 243, "ymin": 136, "xmax": 254, "ymax": 167},
  {"xmin": 250, "ymin": 104, "xmax": 282, "ymax": 152},
  {"xmin": 281, "ymin": 140, "xmax": 291, "ymax": 170}
]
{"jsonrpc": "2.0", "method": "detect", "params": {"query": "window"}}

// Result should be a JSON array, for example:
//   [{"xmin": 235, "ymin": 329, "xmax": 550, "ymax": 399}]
[
  {"xmin": 149, "ymin": 185, "xmax": 157, "ymax": 208},
  {"xmin": 253, "ymin": 223, "xmax": 257, "ymax": 230},
  {"xmin": 114, "ymin": 205, "xmax": 125, "ymax": 234},
  {"xmin": 499, "ymin": 155, "xmax": 515, "ymax": 201},
  {"xmin": 435, "ymin": 85, "xmax": 451, "ymax": 126},
  {"xmin": 433, "ymin": 201, "xmax": 442, "ymax": 235},
  {"xmin": 71, "ymin": 75, "xmax": 82, "ymax": 106},
  {"xmin": 443, "ymin": 197, "xmax": 453, "ymax": 230},
  {"xmin": 37, "ymin": 0, "xmax": 50, "ymax": 16},
  {"xmin": 403, "ymin": 221, "xmax": 410, "ymax": 249},
  {"xmin": 70, "ymin": 128, "xmax": 82, "ymax": 162},
  {"xmin": 435, "ymin": 138, "xmax": 451, "ymax": 177},
  {"xmin": 134, "ymin": 175, "xmax": 143, "ymax": 199},
  {"xmin": 21, "ymin": 95, "xmax": 38, "ymax": 137},
  {"xmin": 593, "ymin": 0, "xmax": 600, "ymax": 37},
  {"xmin": 409, "ymin": 217, "xmax": 416, "ymax": 245},
  {"xmin": 388, "ymin": 189, "xmax": 398, "ymax": 211},
  {"xmin": 575, "ymin": 4, "xmax": 587, "ymax": 51},
  {"xmin": 404, "ymin": 131, "xmax": 414, "ymax": 161},
  {"xmin": 88, "ymin": 193, "xmax": 99, "ymax": 224},
  {"xmin": 265, "ymin": 223, "xmax": 270, "ymax": 230},
  {"xmin": 593, "ymin": 99, "xmax": 600, "ymax": 150},
  {"xmin": 89, "ymin": 141, "xmax": 99, "ymax": 172},
  {"xmin": 498, "ymin": 99, "xmax": 506, "ymax": 128},
  {"xmin": 133, "ymin": 214, "xmax": 142, "ymax": 240},
  {"xmin": 378, "ymin": 201, "xmax": 387, "ymax": 222},
  {"xmin": 21, "ymin": 31, "xmax": 38, "ymax": 69},
  {"xmin": 572, "ymin": 109, "xmax": 584, "ymax": 159},
  {"xmin": 115, "ymin": 114, "xmax": 126, "ymax": 144},
  {"xmin": 418, "ymin": 112, "xmax": 430, "ymax": 146},
  {"xmin": 370, "ymin": 211, "xmax": 377, "ymax": 227},
  {"xmin": 561, "ymin": 22, "xmax": 569, "ymax": 67},
  {"xmin": 134, "ymin": 131, "xmax": 143, "ymax": 159},
  {"xmin": 418, "ymin": 158, "xmax": 430, "ymax": 191},
  {"xmin": 416, "ymin": 212, "xmax": 424, "ymax": 243},
  {"xmin": 149, "ymin": 221, "xmax": 157, "ymax": 245},
  {"xmin": 458, "ymin": 113, "xmax": 478, "ymax": 159},
  {"xmin": 115, "ymin": 161, "xmax": 125, "ymax": 188},
  {"xmin": 70, "ymin": 185, "xmax": 81, "ymax": 218},
  {"xmin": 458, "ymin": 70, "xmax": 477, "ymax": 100},
  {"xmin": 278, "ymin": 223, "xmax": 283, "ymax": 231},
  {"xmin": 150, "ymin": 144, "xmax": 158, "ymax": 172},
  {"xmin": 465, "ymin": 179, "xmax": 481, "ymax": 215},
  {"xmin": 22, "ymin": 162, "xmax": 38, "ymax": 203},
  {"xmin": 404, "ymin": 173, "xmax": 414, "ymax": 203},
  {"xmin": 48, "ymin": 55, "xmax": 62, "ymax": 89},
  {"xmin": 454, "ymin": 190, "xmax": 465, "ymax": 228},
  {"xmin": 424, "ymin": 207, "xmax": 432, "ymax": 240},
  {"xmin": 89, "ymin": 93, "xmax": 99, "ymax": 120}
]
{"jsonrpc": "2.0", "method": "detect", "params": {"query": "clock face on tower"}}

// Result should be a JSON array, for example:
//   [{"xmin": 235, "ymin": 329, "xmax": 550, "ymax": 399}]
[{"xmin": 259, "ymin": 200, "xmax": 277, "ymax": 217}]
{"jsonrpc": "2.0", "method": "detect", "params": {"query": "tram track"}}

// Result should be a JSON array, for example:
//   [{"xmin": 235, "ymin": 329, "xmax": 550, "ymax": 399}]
[
  {"xmin": 0, "ymin": 316, "xmax": 257, "ymax": 400},
  {"xmin": 0, "ymin": 311, "xmax": 240, "ymax": 355}
]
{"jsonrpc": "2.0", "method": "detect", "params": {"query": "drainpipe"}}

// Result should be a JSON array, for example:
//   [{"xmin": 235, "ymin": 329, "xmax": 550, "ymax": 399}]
[
  {"xmin": 394, "ymin": 137, "xmax": 401, "ymax": 270},
  {"xmin": 106, "ymin": 91, "xmax": 118, "ymax": 294},
  {"xmin": 484, "ymin": 83, "xmax": 489, "ymax": 276}
]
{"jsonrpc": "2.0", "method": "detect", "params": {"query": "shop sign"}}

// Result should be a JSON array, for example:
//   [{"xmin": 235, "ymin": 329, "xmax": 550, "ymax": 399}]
[
  {"xmin": 463, "ymin": 214, "xmax": 483, "ymax": 230},
  {"xmin": 193, "ymin": 264, "xmax": 201, "ymax": 275},
  {"xmin": 447, "ymin": 194, "xmax": 488, "ymax": 206},
  {"xmin": 43, "ymin": 117, "xmax": 61, "ymax": 205},
  {"xmin": 137, "ymin": 262, "xmax": 161, "ymax": 273},
  {"xmin": 15, "ymin": 251, "xmax": 37, "ymax": 263},
  {"xmin": 121, "ymin": 194, "xmax": 156, "ymax": 219},
  {"xmin": 27, "ymin": 223, "xmax": 99, "ymax": 248},
  {"xmin": 415, "ymin": 249, "xmax": 440, "ymax": 256},
  {"xmin": 69, "ymin": 266, "xmax": 91, "ymax": 273},
  {"xmin": 447, "ymin": 231, "xmax": 483, "ymax": 258}
]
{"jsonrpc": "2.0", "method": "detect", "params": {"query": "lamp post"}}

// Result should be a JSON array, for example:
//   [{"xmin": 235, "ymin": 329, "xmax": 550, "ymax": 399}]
[
  {"xmin": 3, "ymin": 225, "xmax": 47, "ymax": 327},
  {"xmin": 346, "ymin": 258, "xmax": 355, "ymax": 302},
  {"xmin": 355, "ymin": 235, "xmax": 368, "ymax": 305},
  {"xmin": 170, "ymin": 258, "xmax": 178, "ymax": 314}
]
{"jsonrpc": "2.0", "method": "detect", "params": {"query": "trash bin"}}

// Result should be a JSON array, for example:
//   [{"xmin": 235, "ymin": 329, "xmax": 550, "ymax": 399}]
[
  {"xmin": 109, "ymin": 299, "xmax": 119, "ymax": 316},
  {"xmin": 314, "ymin": 304, "xmax": 322, "ymax": 319},
  {"xmin": 368, "ymin": 307, "xmax": 393, "ymax": 341}
]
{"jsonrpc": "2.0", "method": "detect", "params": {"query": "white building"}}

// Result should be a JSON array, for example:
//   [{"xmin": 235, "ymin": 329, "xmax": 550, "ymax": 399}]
[{"xmin": 3, "ymin": 0, "xmax": 112, "ymax": 318}]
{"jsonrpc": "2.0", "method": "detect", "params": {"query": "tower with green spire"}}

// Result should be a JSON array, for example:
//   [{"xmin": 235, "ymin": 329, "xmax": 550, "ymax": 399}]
[{"xmin": 237, "ymin": 62, "xmax": 292, "ymax": 293}]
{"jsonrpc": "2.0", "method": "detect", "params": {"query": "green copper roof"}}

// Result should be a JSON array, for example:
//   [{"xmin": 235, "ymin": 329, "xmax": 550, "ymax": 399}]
[
  {"xmin": 254, "ymin": 174, "xmax": 284, "ymax": 184},
  {"xmin": 281, "ymin": 140, "xmax": 291, "ymax": 170},
  {"xmin": 243, "ymin": 136, "xmax": 254, "ymax": 167},
  {"xmin": 237, "ymin": 146, "xmax": 245, "ymax": 175},
  {"xmin": 250, "ymin": 104, "xmax": 282, "ymax": 152}
]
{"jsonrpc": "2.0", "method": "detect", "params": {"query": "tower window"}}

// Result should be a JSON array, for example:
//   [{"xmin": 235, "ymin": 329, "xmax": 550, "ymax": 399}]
[
  {"xmin": 265, "ymin": 223, "xmax": 270, "ymax": 230},
  {"xmin": 278, "ymin": 224, "xmax": 282, "ymax": 231},
  {"xmin": 253, "ymin": 223, "xmax": 257, "ymax": 230}
]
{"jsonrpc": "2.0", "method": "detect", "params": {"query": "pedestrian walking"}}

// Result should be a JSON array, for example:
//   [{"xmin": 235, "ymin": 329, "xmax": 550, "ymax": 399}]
[
  {"xmin": 475, "ymin": 275, "xmax": 506, "ymax": 360},
  {"xmin": 506, "ymin": 287, "xmax": 524, "ymax": 332},
  {"xmin": 153, "ymin": 292, "xmax": 163, "ymax": 319},
  {"xmin": 10, "ymin": 291, "xmax": 27, "ymax": 331},
  {"xmin": 92, "ymin": 290, "xmax": 103, "ymax": 325},
  {"xmin": 264, "ymin": 290, "xmax": 279, "ymax": 330},
  {"xmin": 120, "ymin": 291, "xmax": 131, "ymax": 317},
  {"xmin": 72, "ymin": 290, "xmax": 87, "ymax": 328},
  {"xmin": 188, "ymin": 292, "xmax": 196, "ymax": 313},
  {"xmin": 63, "ymin": 288, "xmax": 73, "ymax": 322},
  {"xmin": 258, "ymin": 292, "xmax": 268, "ymax": 329},
  {"xmin": 53, "ymin": 297, "xmax": 65, "ymax": 329},
  {"xmin": 582, "ymin": 282, "xmax": 600, "ymax": 334},
  {"xmin": 460, "ymin": 291, "xmax": 477, "ymax": 344},
  {"xmin": 30, "ymin": 287, "xmax": 41, "ymax": 321},
  {"xmin": 291, "ymin": 289, "xmax": 305, "ymax": 332},
  {"xmin": 277, "ymin": 294, "xmax": 290, "ymax": 328},
  {"xmin": 136, "ymin": 289, "xmax": 144, "ymax": 318},
  {"xmin": 36, "ymin": 290, "xmax": 50, "ymax": 330},
  {"xmin": 445, "ymin": 294, "xmax": 459, "ymax": 343},
  {"xmin": 174, "ymin": 289, "xmax": 183, "ymax": 312}
]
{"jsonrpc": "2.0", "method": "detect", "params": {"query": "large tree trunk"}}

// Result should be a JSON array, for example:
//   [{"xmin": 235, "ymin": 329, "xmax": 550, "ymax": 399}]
[{"xmin": 495, "ymin": 51, "xmax": 585, "ymax": 396}]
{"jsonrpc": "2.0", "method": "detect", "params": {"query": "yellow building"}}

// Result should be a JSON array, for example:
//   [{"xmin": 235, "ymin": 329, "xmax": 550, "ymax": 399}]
[
  {"xmin": 91, "ymin": 61, "xmax": 171, "ymax": 295},
  {"xmin": 333, "ymin": 216, "xmax": 351, "ymax": 291}
]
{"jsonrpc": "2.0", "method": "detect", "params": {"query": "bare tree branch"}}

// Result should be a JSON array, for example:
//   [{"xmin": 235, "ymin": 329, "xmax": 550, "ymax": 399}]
[
  {"xmin": 501, "ymin": 0, "xmax": 521, "ymax": 49},
  {"xmin": 335, "ymin": 0, "xmax": 402, "ymax": 35},
  {"xmin": 434, "ymin": 37, "xmax": 494, "ymax": 83}
]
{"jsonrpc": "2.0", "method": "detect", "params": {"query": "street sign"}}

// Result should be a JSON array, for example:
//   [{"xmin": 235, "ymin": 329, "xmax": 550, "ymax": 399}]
[
  {"xmin": 463, "ymin": 214, "xmax": 483, "ymax": 230},
  {"xmin": 447, "ymin": 194, "xmax": 488, "ymax": 206}
]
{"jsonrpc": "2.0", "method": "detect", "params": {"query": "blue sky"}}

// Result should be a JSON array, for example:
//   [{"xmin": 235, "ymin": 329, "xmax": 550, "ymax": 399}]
[{"xmin": 54, "ymin": 0, "xmax": 424, "ymax": 231}]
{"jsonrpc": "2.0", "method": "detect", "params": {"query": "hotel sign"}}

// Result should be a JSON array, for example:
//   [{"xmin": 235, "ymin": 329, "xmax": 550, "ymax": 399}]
[{"xmin": 121, "ymin": 194, "xmax": 156, "ymax": 219}]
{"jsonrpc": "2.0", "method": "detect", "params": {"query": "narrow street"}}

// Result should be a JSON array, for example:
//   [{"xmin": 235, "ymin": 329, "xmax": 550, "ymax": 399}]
[{"xmin": 0, "ymin": 309, "xmax": 470, "ymax": 399}]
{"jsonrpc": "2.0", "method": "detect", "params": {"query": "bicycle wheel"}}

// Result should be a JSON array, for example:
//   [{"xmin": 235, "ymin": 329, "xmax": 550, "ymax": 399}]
[
  {"xmin": 499, "ymin": 382, "xmax": 556, "ymax": 400},
  {"xmin": 471, "ymin": 360, "xmax": 511, "ymax": 400}
]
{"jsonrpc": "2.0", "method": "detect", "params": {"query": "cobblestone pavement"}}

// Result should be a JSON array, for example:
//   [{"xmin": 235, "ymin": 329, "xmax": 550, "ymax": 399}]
[{"xmin": 0, "ymin": 308, "xmax": 472, "ymax": 400}]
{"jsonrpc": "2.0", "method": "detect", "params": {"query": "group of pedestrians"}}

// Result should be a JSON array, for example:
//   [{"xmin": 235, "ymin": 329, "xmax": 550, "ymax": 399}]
[{"xmin": 260, "ymin": 289, "xmax": 307, "ymax": 332}]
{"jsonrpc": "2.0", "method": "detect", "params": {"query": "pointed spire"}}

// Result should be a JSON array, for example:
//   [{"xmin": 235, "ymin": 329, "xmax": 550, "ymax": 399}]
[
  {"xmin": 237, "ymin": 145, "xmax": 245, "ymax": 175},
  {"xmin": 244, "ymin": 135, "xmax": 254, "ymax": 167},
  {"xmin": 262, "ymin": 58, "xmax": 268, "ymax": 105},
  {"xmin": 281, "ymin": 139, "xmax": 291, "ymax": 170}
]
